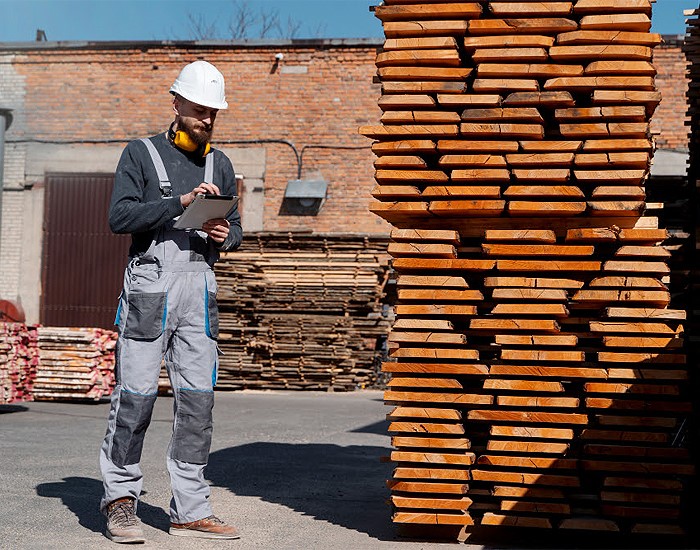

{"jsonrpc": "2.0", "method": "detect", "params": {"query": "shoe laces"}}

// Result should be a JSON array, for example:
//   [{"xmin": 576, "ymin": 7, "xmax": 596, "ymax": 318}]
[
  {"xmin": 204, "ymin": 515, "xmax": 225, "ymax": 525},
  {"xmin": 109, "ymin": 500, "xmax": 139, "ymax": 528}
]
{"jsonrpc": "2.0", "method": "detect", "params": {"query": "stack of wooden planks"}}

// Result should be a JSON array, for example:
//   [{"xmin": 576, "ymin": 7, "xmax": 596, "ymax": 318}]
[
  {"xmin": 0, "ymin": 323, "xmax": 38, "ymax": 404},
  {"xmin": 362, "ymin": 0, "xmax": 694, "ymax": 540},
  {"xmin": 33, "ymin": 327, "xmax": 117, "ymax": 402},
  {"xmin": 210, "ymin": 233, "xmax": 392, "ymax": 391}
]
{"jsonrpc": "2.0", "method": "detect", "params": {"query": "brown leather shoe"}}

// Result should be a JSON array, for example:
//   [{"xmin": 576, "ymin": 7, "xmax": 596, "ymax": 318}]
[{"xmin": 169, "ymin": 515, "xmax": 240, "ymax": 539}]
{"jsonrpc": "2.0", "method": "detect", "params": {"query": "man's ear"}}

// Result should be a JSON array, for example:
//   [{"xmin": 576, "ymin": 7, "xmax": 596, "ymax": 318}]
[{"xmin": 172, "ymin": 96, "xmax": 180, "ymax": 116}]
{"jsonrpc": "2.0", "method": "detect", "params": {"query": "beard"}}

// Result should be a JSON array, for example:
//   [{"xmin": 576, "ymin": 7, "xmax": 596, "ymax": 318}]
[{"xmin": 178, "ymin": 116, "xmax": 214, "ymax": 146}]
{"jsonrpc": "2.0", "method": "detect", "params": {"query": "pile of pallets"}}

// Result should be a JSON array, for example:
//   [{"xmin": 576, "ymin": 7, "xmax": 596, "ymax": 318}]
[
  {"xmin": 0, "ymin": 323, "xmax": 38, "ymax": 404},
  {"xmin": 362, "ymin": 0, "xmax": 693, "ymax": 540},
  {"xmin": 33, "ymin": 327, "xmax": 116, "ymax": 401},
  {"xmin": 212, "ymin": 233, "xmax": 392, "ymax": 391}
]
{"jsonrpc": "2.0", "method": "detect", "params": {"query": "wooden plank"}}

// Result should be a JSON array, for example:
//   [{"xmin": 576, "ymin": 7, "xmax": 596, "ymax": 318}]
[
  {"xmin": 490, "ymin": 303, "xmax": 569, "ymax": 315},
  {"xmin": 375, "ymin": 155, "xmax": 428, "ymax": 169},
  {"xmin": 484, "ymin": 229, "xmax": 556, "ymax": 242},
  {"xmin": 374, "ymin": 3, "xmax": 483, "ymax": 22},
  {"xmin": 589, "ymin": 321, "xmax": 681, "ymax": 334},
  {"xmin": 391, "ymin": 229, "xmax": 460, "ymax": 243},
  {"xmin": 573, "ymin": 0, "xmax": 652, "ymax": 14},
  {"xmin": 398, "ymin": 289, "xmax": 483, "ymax": 300},
  {"xmin": 505, "ymin": 152, "xmax": 574, "ymax": 166},
  {"xmin": 484, "ymin": 276, "xmax": 584, "ymax": 288},
  {"xmin": 383, "ymin": 81, "xmax": 470, "ymax": 94},
  {"xmin": 584, "ymin": 382, "xmax": 680, "ymax": 394},
  {"xmin": 387, "ymin": 480, "xmax": 470, "ymax": 494},
  {"xmin": 392, "ymin": 496, "xmax": 472, "ymax": 510},
  {"xmin": 489, "ymin": 2, "xmax": 574, "ymax": 16},
  {"xmin": 559, "ymin": 518, "xmax": 620, "ymax": 531},
  {"xmin": 614, "ymin": 245, "xmax": 670, "ymax": 257},
  {"xmin": 460, "ymin": 122, "xmax": 544, "ymax": 138},
  {"xmin": 472, "ymin": 48, "xmax": 549, "ymax": 63},
  {"xmin": 437, "ymin": 94, "xmax": 502, "ymax": 107},
  {"xmin": 388, "ymin": 243, "xmax": 457, "ymax": 258},
  {"xmin": 392, "ymin": 436, "xmax": 471, "ymax": 450},
  {"xmin": 487, "ymin": 441, "xmax": 570, "ymax": 454},
  {"xmin": 376, "ymin": 169, "xmax": 449, "ymax": 183},
  {"xmin": 383, "ymin": 37, "xmax": 459, "ymax": 50},
  {"xmin": 591, "ymin": 186, "xmax": 646, "ymax": 199},
  {"xmin": 497, "ymin": 396, "xmax": 580, "ymax": 407},
  {"xmin": 393, "ymin": 319, "xmax": 456, "ymax": 330},
  {"xmin": 589, "ymin": 276, "xmax": 667, "ymax": 288},
  {"xmin": 382, "ymin": 362, "xmax": 489, "ymax": 375},
  {"xmin": 438, "ymin": 154, "xmax": 506, "ymax": 167},
  {"xmin": 478, "ymin": 63, "xmax": 584, "ymax": 78},
  {"xmin": 468, "ymin": 410, "xmax": 589, "ymax": 423},
  {"xmin": 449, "ymin": 168, "xmax": 511, "ymax": 181},
  {"xmin": 544, "ymin": 76, "xmax": 654, "ymax": 91},
  {"xmin": 503, "ymin": 91, "xmax": 575, "ymax": 107},
  {"xmin": 561, "ymin": 122, "xmax": 649, "ymax": 138},
  {"xmin": 504, "ymin": 186, "xmax": 584, "ymax": 198},
  {"xmin": 483, "ymin": 244, "xmax": 593, "ymax": 256},
  {"xmin": 580, "ymin": 13, "xmax": 651, "ymax": 32},
  {"xmin": 438, "ymin": 139, "xmax": 519, "ymax": 152},
  {"xmin": 591, "ymin": 89, "xmax": 661, "ymax": 106},
  {"xmin": 461, "ymin": 107, "xmax": 544, "ymax": 122},
  {"xmin": 482, "ymin": 513, "xmax": 552, "ymax": 528},
  {"xmin": 394, "ymin": 304, "xmax": 478, "ymax": 316},
  {"xmin": 381, "ymin": 110, "xmax": 462, "ymax": 124},
  {"xmin": 393, "ymin": 468, "xmax": 471, "ymax": 482},
  {"xmin": 466, "ymin": 18, "xmax": 578, "ymax": 34},
  {"xmin": 372, "ymin": 139, "xmax": 436, "ymax": 154},
  {"xmin": 490, "ymin": 365, "xmax": 608, "ymax": 378},
  {"xmin": 574, "ymin": 152, "xmax": 650, "ymax": 168},
  {"xmin": 602, "ymin": 261, "xmax": 669, "ymax": 274},
  {"xmin": 428, "ymin": 200, "xmax": 507, "ymax": 215},
  {"xmin": 389, "ymin": 332, "xmax": 467, "ymax": 344},
  {"xmin": 383, "ymin": 21, "xmax": 469, "ymax": 38},
  {"xmin": 377, "ymin": 94, "xmax": 436, "ymax": 110},
  {"xmin": 494, "ymin": 334, "xmax": 577, "ymax": 346},
  {"xmin": 519, "ymin": 140, "xmax": 582, "ymax": 151},
  {"xmin": 396, "ymin": 275, "xmax": 467, "ymax": 288},
  {"xmin": 472, "ymin": 79, "xmax": 541, "ymax": 93},
  {"xmin": 549, "ymin": 45, "xmax": 651, "ymax": 61},
  {"xmin": 388, "ymin": 421, "xmax": 466, "ymax": 434},
  {"xmin": 484, "ymin": 378, "xmax": 564, "ymax": 391},
  {"xmin": 390, "ymin": 451, "xmax": 477, "ymax": 465},
  {"xmin": 490, "ymin": 425, "xmax": 574, "ymax": 439},
  {"xmin": 392, "ymin": 512, "xmax": 474, "ymax": 526},
  {"xmin": 496, "ymin": 259, "xmax": 601, "ymax": 271},
  {"xmin": 464, "ymin": 35, "xmax": 554, "ymax": 49},
  {"xmin": 501, "ymin": 349, "xmax": 585, "ymax": 362},
  {"xmin": 389, "ymin": 348, "xmax": 480, "ymax": 360},
  {"xmin": 586, "ymin": 60, "xmax": 656, "ymax": 75},
  {"xmin": 386, "ymin": 407, "xmax": 462, "ymax": 421},
  {"xmin": 491, "ymin": 288, "xmax": 569, "ymax": 301},
  {"xmin": 469, "ymin": 319, "xmax": 560, "ymax": 332},
  {"xmin": 471, "ymin": 470, "xmax": 581, "ymax": 486},
  {"xmin": 556, "ymin": 30, "xmax": 661, "ymax": 46},
  {"xmin": 360, "ymin": 124, "xmax": 458, "ymax": 138}
]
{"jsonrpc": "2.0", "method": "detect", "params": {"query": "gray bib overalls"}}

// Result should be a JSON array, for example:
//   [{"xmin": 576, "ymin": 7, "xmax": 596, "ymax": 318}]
[{"xmin": 100, "ymin": 138, "xmax": 220, "ymax": 523}]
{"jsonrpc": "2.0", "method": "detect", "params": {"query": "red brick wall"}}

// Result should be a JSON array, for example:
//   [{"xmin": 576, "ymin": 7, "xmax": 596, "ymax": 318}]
[
  {"xmin": 11, "ymin": 44, "xmax": 390, "ymax": 234},
  {"xmin": 652, "ymin": 41, "xmax": 689, "ymax": 151},
  {"xmin": 8, "ymin": 40, "xmax": 689, "ymax": 236}
]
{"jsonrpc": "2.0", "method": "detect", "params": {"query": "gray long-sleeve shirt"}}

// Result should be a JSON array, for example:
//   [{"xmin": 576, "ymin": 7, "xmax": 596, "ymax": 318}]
[{"xmin": 109, "ymin": 132, "xmax": 243, "ymax": 258}]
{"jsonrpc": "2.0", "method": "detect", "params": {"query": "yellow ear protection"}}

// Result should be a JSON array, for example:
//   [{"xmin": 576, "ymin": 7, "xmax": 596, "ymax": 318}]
[{"xmin": 168, "ymin": 123, "xmax": 211, "ymax": 156}]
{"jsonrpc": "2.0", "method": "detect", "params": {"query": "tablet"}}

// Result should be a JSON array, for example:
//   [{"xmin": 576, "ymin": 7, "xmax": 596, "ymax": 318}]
[{"xmin": 173, "ymin": 194, "xmax": 239, "ymax": 230}]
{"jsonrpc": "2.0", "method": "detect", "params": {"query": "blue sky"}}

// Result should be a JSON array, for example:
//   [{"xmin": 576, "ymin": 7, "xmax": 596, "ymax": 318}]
[{"xmin": 0, "ymin": 0, "xmax": 694, "ymax": 42}]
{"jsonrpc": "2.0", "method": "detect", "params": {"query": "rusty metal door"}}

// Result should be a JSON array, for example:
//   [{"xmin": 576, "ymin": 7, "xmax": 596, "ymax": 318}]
[{"xmin": 41, "ymin": 173, "xmax": 130, "ymax": 328}]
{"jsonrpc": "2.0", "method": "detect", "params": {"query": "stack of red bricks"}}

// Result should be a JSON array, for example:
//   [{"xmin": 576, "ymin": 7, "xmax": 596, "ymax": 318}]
[
  {"xmin": 361, "ymin": 0, "xmax": 693, "ymax": 540},
  {"xmin": 0, "ymin": 323, "xmax": 38, "ymax": 404}
]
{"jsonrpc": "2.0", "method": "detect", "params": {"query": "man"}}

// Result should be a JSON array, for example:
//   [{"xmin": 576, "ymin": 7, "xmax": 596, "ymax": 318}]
[{"xmin": 99, "ymin": 60, "xmax": 242, "ymax": 543}]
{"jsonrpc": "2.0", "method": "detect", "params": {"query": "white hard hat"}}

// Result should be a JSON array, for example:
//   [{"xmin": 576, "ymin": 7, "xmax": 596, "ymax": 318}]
[{"xmin": 170, "ymin": 60, "xmax": 228, "ymax": 110}]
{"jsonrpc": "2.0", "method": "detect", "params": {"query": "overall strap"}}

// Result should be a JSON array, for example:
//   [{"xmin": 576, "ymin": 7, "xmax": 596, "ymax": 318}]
[
  {"xmin": 204, "ymin": 151, "xmax": 214, "ymax": 184},
  {"xmin": 140, "ymin": 137, "xmax": 172, "ymax": 198}
]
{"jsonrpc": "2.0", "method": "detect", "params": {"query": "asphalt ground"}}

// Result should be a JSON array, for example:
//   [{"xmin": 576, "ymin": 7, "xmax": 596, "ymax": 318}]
[
  {"xmin": 0, "ymin": 390, "xmax": 472, "ymax": 550},
  {"xmin": 0, "ymin": 390, "xmax": 692, "ymax": 550}
]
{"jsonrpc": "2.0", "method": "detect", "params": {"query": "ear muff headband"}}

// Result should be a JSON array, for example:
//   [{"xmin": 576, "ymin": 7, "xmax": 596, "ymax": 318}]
[{"xmin": 168, "ymin": 123, "xmax": 211, "ymax": 156}]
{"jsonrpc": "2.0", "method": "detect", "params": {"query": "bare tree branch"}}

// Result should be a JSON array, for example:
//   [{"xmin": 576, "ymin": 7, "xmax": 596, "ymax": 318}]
[
  {"xmin": 187, "ymin": 13, "xmax": 218, "ymax": 40},
  {"xmin": 228, "ymin": 0, "xmax": 257, "ymax": 39},
  {"xmin": 259, "ymin": 9, "xmax": 280, "ymax": 39},
  {"xmin": 285, "ymin": 15, "xmax": 303, "ymax": 39}
]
